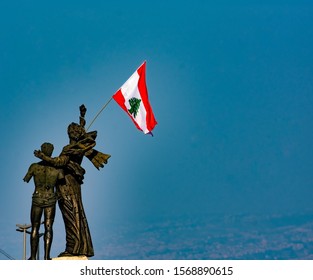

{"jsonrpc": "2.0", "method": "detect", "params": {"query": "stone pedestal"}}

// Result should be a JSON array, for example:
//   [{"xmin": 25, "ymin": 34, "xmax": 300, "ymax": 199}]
[{"xmin": 52, "ymin": 255, "xmax": 88, "ymax": 260}]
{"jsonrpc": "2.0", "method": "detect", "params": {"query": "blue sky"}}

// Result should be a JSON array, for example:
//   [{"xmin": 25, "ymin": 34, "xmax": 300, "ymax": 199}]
[{"xmin": 0, "ymin": 1, "xmax": 313, "ymax": 260}]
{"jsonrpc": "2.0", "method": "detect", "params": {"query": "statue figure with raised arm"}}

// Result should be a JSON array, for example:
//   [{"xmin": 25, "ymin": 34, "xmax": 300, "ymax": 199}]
[{"xmin": 34, "ymin": 105, "xmax": 110, "ymax": 257}]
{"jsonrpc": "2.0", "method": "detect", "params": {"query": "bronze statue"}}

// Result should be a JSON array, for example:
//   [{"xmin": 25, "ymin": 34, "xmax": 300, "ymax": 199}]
[
  {"xmin": 34, "ymin": 105, "xmax": 110, "ymax": 257},
  {"xmin": 23, "ymin": 142, "xmax": 64, "ymax": 260}
]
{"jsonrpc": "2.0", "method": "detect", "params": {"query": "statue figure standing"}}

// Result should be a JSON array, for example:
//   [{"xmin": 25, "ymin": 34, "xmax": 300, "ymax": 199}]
[
  {"xmin": 23, "ymin": 142, "xmax": 64, "ymax": 260},
  {"xmin": 34, "ymin": 105, "xmax": 110, "ymax": 257}
]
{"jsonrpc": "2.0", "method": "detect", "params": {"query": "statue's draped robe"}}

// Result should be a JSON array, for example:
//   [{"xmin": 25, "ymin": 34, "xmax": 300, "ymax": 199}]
[{"xmin": 47, "ymin": 131, "xmax": 110, "ymax": 256}]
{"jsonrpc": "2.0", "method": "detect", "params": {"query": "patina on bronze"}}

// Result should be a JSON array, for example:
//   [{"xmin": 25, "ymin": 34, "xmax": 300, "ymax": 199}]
[
  {"xmin": 34, "ymin": 105, "xmax": 111, "ymax": 258},
  {"xmin": 24, "ymin": 142, "xmax": 64, "ymax": 260}
]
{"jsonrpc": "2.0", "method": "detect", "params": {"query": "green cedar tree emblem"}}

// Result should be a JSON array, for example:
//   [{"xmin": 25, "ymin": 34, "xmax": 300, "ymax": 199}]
[{"xmin": 128, "ymin": 97, "xmax": 141, "ymax": 118}]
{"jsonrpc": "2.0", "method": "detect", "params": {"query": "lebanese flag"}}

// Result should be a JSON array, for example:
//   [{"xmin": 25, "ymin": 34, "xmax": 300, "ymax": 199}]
[{"xmin": 112, "ymin": 61, "xmax": 157, "ymax": 134}]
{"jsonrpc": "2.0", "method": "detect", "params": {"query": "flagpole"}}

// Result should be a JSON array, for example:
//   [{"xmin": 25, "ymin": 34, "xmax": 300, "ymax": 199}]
[{"xmin": 86, "ymin": 96, "xmax": 113, "ymax": 131}]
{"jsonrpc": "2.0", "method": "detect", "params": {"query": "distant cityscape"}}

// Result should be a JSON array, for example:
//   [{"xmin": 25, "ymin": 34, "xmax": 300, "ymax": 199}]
[{"xmin": 95, "ymin": 212, "xmax": 313, "ymax": 260}]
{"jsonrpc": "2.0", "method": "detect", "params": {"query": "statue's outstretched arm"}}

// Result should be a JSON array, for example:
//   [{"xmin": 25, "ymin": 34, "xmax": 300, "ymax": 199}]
[{"xmin": 34, "ymin": 150, "xmax": 69, "ymax": 167}]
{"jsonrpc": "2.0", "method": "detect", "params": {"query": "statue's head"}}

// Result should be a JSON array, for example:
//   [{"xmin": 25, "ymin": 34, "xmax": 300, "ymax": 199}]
[
  {"xmin": 67, "ymin": 122, "xmax": 85, "ymax": 141},
  {"xmin": 41, "ymin": 142, "xmax": 54, "ymax": 157}
]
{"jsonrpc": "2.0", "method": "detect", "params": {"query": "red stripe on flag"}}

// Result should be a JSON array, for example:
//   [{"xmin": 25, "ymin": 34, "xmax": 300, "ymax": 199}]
[{"xmin": 137, "ymin": 62, "xmax": 157, "ymax": 133}]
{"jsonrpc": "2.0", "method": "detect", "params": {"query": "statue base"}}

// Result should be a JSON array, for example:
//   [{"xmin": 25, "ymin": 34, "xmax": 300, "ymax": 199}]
[{"xmin": 52, "ymin": 255, "xmax": 88, "ymax": 260}]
